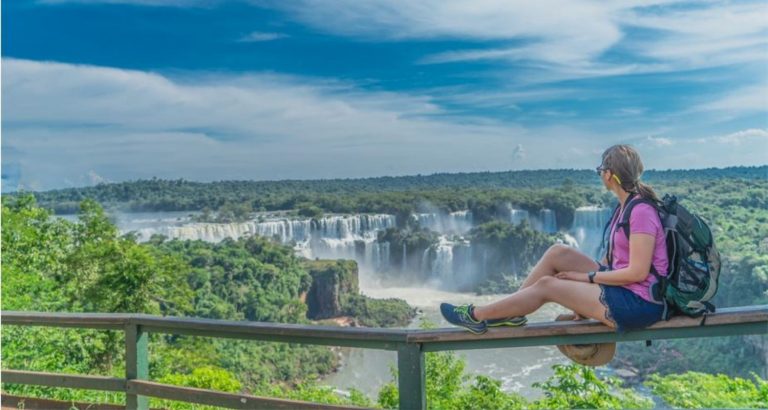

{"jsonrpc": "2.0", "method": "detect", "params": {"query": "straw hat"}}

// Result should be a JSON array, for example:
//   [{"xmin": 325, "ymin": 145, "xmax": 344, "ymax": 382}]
[{"xmin": 555, "ymin": 313, "xmax": 615, "ymax": 366}]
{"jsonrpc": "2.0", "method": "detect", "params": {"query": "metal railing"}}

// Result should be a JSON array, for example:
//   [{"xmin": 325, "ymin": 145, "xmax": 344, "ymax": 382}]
[{"xmin": 3, "ymin": 305, "xmax": 767, "ymax": 410}]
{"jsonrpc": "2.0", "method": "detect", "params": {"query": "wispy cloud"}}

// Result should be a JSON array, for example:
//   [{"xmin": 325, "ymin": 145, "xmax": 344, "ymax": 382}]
[
  {"xmin": 238, "ymin": 31, "xmax": 288, "ymax": 42},
  {"xmin": 691, "ymin": 83, "xmax": 768, "ymax": 115},
  {"xmin": 4, "ymin": 58, "xmax": 766, "ymax": 189},
  {"xmin": 618, "ymin": 2, "xmax": 768, "ymax": 68},
  {"xmin": 4, "ymin": 58, "xmax": 556, "ymax": 188},
  {"xmin": 696, "ymin": 128, "xmax": 768, "ymax": 146},
  {"xmin": 644, "ymin": 136, "xmax": 674, "ymax": 147},
  {"xmin": 275, "ymin": 0, "xmax": 622, "ymax": 67},
  {"xmin": 264, "ymin": 0, "xmax": 768, "ymax": 83},
  {"xmin": 38, "ymin": 0, "xmax": 219, "ymax": 6},
  {"xmin": 34, "ymin": 0, "xmax": 768, "ymax": 84}
]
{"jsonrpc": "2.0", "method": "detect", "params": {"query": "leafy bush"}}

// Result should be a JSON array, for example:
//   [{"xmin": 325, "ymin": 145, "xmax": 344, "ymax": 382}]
[
  {"xmin": 158, "ymin": 366, "xmax": 242, "ymax": 392},
  {"xmin": 253, "ymin": 383, "xmax": 374, "ymax": 408},
  {"xmin": 646, "ymin": 372, "xmax": 768, "ymax": 409},
  {"xmin": 530, "ymin": 364, "xmax": 652, "ymax": 409},
  {"xmin": 342, "ymin": 294, "xmax": 415, "ymax": 327}
]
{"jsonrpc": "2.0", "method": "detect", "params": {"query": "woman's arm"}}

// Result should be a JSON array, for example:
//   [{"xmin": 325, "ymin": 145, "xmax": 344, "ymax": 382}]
[{"xmin": 556, "ymin": 233, "xmax": 655, "ymax": 285}]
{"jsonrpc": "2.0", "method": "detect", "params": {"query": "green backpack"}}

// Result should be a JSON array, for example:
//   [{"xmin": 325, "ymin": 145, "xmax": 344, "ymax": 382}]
[{"xmin": 606, "ymin": 193, "xmax": 722, "ymax": 321}]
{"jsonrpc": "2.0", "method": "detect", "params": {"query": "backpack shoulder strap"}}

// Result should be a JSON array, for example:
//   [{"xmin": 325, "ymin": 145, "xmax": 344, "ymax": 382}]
[
  {"xmin": 619, "ymin": 195, "xmax": 665, "ymax": 280},
  {"xmin": 617, "ymin": 195, "xmax": 658, "ymax": 240}
]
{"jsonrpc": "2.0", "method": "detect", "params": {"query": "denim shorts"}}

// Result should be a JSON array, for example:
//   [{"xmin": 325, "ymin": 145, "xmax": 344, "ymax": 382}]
[{"xmin": 595, "ymin": 263, "xmax": 664, "ymax": 333}]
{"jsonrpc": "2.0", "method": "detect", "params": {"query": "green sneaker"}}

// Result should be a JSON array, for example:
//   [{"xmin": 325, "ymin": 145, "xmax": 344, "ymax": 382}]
[{"xmin": 486, "ymin": 316, "xmax": 527, "ymax": 327}]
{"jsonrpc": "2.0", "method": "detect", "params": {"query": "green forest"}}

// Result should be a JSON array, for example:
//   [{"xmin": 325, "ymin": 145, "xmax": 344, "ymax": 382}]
[{"xmin": 3, "ymin": 165, "xmax": 767, "ymax": 409}]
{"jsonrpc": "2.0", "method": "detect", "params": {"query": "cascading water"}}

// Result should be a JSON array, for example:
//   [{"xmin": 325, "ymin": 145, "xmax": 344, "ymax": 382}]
[
  {"xmin": 412, "ymin": 210, "xmax": 473, "ymax": 234},
  {"xmin": 569, "ymin": 206, "xmax": 614, "ymax": 259},
  {"xmin": 127, "ymin": 213, "xmax": 396, "ymax": 273},
  {"xmin": 504, "ymin": 204, "xmax": 557, "ymax": 233},
  {"xmin": 108, "ymin": 206, "xmax": 613, "ymax": 289},
  {"xmin": 530, "ymin": 209, "xmax": 558, "ymax": 233},
  {"xmin": 507, "ymin": 207, "xmax": 530, "ymax": 225},
  {"xmin": 431, "ymin": 237, "xmax": 455, "ymax": 282},
  {"xmin": 401, "ymin": 242, "xmax": 407, "ymax": 272}
]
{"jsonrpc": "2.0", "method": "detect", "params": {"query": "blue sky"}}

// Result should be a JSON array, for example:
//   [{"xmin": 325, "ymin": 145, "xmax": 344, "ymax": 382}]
[{"xmin": 3, "ymin": 0, "xmax": 767, "ymax": 191}]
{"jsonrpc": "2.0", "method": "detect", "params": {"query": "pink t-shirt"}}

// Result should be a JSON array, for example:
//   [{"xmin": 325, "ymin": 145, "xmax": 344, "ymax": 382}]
[{"xmin": 608, "ymin": 201, "xmax": 669, "ymax": 302}]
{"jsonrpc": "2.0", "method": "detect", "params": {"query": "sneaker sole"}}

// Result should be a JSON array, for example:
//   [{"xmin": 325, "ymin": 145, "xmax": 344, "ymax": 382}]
[
  {"xmin": 459, "ymin": 325, "xmax": 488, "ymax": 335},
  {"xmin": 487, "ymin": 318, "xmax": 528, "ymax": 327}
]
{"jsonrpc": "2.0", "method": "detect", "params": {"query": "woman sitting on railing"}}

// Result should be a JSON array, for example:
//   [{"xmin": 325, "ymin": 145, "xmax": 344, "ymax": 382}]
[{"xmin": 441, "ymin": 144, "xmax": 668, "ymax": 334}]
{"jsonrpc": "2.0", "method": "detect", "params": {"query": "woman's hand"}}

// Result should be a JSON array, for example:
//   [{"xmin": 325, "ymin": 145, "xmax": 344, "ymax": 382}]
[{"xmin": 554, "ymin": 271, "xmax": 589, "ymax": 282}]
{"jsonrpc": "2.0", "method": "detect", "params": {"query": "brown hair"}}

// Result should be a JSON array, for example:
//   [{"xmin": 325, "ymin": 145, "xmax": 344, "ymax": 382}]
[{"xmin": 601, "ymin": 144, "xmax": 660, "ymax": 203}]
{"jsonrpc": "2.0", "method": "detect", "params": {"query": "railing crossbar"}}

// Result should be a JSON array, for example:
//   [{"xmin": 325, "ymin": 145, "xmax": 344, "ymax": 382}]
[{"xmin": 3, "ymin": 305, "xmax": 767, "ymax": 410}]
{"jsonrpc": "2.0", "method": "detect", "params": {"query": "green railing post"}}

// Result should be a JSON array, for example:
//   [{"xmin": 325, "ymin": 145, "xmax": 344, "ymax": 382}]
[
  {"xmin": 397, "ymin": 343, "xmax": 425, "ymax": 410},
  {"xmin": 126, "ymin": 324, "xmax": 149, "ymax": 410}
]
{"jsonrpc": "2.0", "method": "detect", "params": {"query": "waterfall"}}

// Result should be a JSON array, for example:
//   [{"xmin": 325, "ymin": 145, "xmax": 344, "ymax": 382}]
[
  {"xmin": 412, "ymin": 210, "xmax": 473, "ymax": 234},
  {"xmin": 504, "ymin": 204, "xmax": 557, "ymax": 233},
  {"xmin": 421, "ymin": 247, "xmax": 432, "ymax": 275},
  {"xmin": 126, "ymin": 213, "xmax": 397, "ymax": 272},
  {"xmin": 447, "ymin": 210, "xmax": 473, "ymax": 233},
  {"xmin": 377, "ymin": 242, "xmax": 390, "ymax": 272},
  {"xmin": 431, "ymin": 236, "xmax": 455, "ymax": 283},
  {"xmin": 569, "ymin": 206, "xmax": 613, "ymax": 259},
  {"xmin": 530, "ymin": 209, "xmax": 558, "ymax": 233},
  {"xmin": 402, "ymin": 242, "xmax": 407, "ymax": 272},
  {"xmin": 507, "ymin": 206, "xmax": 530, "ymax": 226},
  {"xmin": 111, "ymin": 204, "xmax": 616, "ymax": 290}
]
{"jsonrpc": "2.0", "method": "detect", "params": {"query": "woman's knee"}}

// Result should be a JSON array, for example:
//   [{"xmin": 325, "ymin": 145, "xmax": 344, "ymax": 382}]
[
  {"xmin": 533, "ymin": 275, "xmax": 560, "ymax": 294},
  {"xmin": 534, "ymin": 276, "xmax": 576, "ymax": 303},
  {"xmin": 544, "ymin": 244, "xmax": 571, "ymax": 259},
  {"xmin": 546, "ymin": 243, "xmax": 594, "ymax": 273}
]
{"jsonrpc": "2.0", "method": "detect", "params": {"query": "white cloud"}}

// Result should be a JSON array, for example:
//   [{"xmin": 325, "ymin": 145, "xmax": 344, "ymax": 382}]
[
  {"xmin": 3, "ymin": 58, "xmax": 546, "ymax": 189},
  {"xmin": 275, "ymin": 0, "xmax": 622, "ymax": 67},
  {"xmin": 4, "ymin": 58, "xmax": 766, "ymax": 190},
  {"xmin": 267, "ymin": 0, "xmax": 768, "ymax": 83},
  {"xmin": 238, "ymin": 31, "xmax": 287, "ymax": 42},
  {"xmin": 618, "ymin": 3, "xmax": 768, "ymax": 68},
  {"xmin": 692, "ymin": 83, "xmax": 768, "ymax": 114},
  {"xmin": 38, "ymin": 0, "xmax": 218, "ymax": 6},
  {"xmin": 616, "ymin": 107, "xmax": 646, "ymax": 116},
  {"xmin": 698, "ymin": 129, "xmax": 768, "ymax": 146},
  {"xmin": 34, "ymin": 0, "xmax": 768, "ymax": 85},
  {"xmin": 644, "ymin": 136, "xmax": 674, "ymax": 147}
]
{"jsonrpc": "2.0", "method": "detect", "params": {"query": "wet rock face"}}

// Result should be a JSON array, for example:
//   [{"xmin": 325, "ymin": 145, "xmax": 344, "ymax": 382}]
[{"xmin": 304, "ymin": 259, "xmax": 359, "ymax": 319}]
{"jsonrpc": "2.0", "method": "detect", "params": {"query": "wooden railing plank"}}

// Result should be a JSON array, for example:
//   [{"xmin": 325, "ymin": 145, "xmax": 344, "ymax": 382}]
[
  {"xmin": 408, "ymin": 305, "xmax": 768, "ymax": 344},
  {"xmin": 1, "ymin": 370, "xmax": 126, "ymax": 392},
  {"xmin": 420, "ymin": 320, "xmax": 768, "ymax": 352},
  {"xmin": 2, "ymin": 311, "xmax": 130, "ymax": 330},
  {"xmin": 127, "ymin": 380, "xmax": 372, "ymax": 410},
  {"xmin": 3, "ymin": 305, "xmax": 767, "ymax": 410},
  {"xmin": 134, "ymin": 316, "xmax": 407, "ymax": 350}
]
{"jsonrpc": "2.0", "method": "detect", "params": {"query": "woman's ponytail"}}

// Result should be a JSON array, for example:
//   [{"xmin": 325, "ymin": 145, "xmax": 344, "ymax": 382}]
[{"xmin": 636, "ymin": 181, "xmax": 660, "ymax": 204}]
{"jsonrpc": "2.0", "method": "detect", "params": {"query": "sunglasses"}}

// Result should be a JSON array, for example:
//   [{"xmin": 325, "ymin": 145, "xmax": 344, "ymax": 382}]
[{"xmin": 595, "ymin": 165, "xmax": 608, "ymax": 176}]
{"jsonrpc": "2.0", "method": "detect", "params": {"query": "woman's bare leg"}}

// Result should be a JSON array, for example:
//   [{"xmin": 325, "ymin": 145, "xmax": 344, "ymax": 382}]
[
  {"xmin": 519, "ymin": 244, "xmax": 601, "ymax": 290},
  {"xmin": 473, "ymin": 276, "xmax": 616, "ymax": 328}
]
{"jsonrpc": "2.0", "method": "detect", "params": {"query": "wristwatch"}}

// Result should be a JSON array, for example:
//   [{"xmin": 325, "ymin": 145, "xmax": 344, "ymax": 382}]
[{"xmin": 588, "ymin": 271, "xmax": 597, "ymax": 283}]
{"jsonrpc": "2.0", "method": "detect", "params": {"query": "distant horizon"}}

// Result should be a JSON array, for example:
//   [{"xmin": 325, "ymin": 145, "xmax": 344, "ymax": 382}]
[{"xmin": 10, "ymin": 164, "xmax": 767, "ymax": 194}]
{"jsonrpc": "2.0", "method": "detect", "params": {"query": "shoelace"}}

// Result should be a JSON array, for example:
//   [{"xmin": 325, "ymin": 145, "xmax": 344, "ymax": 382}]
[{"xmin": 454, "ymin": 305, "xmax": 473, "ymax": 320}]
